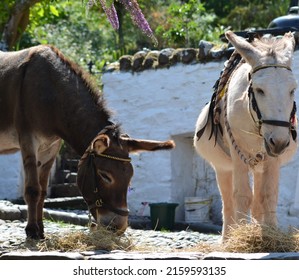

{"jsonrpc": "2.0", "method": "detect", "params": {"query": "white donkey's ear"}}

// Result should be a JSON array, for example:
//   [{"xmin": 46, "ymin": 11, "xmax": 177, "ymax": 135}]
[
  {"xmin": 225, "ymin": 31, "xmax": 261, "ymax": 66},
  {"xmin": 281, "ymin": 32, "xmax": 295, "ymax": 61}
]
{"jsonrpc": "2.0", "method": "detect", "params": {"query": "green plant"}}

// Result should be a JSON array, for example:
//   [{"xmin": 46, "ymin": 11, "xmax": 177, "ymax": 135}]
[{"xmin": 155, "ymin": 0, "xmax": 225, "ymax": 48}]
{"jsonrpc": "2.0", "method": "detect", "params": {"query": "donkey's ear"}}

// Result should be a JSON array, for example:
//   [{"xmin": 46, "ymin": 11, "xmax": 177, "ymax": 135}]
[
  {"xmin": 92, "ymin": 134, "xmax": 110, "ymax": 154},
  {"xmin": 283, "ymin": 32, "xmax": 295, "ymax": 48},
  {"xmin": 225, "ymin": 31, "xmax": 261, "ymax": 66},
  {"xmin": 121, "ymin": 137, "xmax": 175, "ymax": 153},
  {"xmin": 282, "ymin": 32, "xmax": 296, "ymax": 60}
]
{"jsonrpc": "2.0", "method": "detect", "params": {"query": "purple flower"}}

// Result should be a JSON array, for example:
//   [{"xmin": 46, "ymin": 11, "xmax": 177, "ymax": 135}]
[
  {"xmin": 119, "ymin": 0, "xmax": 157, "ymax": 45},
  {"xmin": 95, "ymin": 0, "xmax": 157, "ymax": 45},
  {"xmin": 98, "ymin": 0, "xmax": 119, "ymax": 29}
]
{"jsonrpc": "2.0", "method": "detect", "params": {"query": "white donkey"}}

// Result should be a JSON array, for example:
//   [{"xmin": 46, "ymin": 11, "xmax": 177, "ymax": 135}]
[{"xmin": 194, "ymin": 31, "xmax": 298, "ymax": 241}]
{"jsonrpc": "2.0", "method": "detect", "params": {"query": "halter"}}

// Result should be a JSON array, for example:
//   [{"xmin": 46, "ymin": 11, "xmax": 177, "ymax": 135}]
[
  {"xmin": 252, "ymin": 64, "xmax": 292, "ymax": 74},
  {"xmin": 83, "ymin": 152, "xmax": 131, "ymax": 217},
  {"xmin": 248, "ymin": 64, "xmax": 297, "ymax": 137},
  {"xmin": 223, "ymin": 63, "xmax": 297, "ymax": 167},
  {"xmin": 78, "ymin": 130, "xmax": 131, "ymax": 218},
  {"xmin": 96, "ymin": 153, "xmax": 132, "ymax": 162}
]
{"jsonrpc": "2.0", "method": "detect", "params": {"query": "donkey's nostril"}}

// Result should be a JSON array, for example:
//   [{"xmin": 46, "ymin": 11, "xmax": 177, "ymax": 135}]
[
  {"xmin": 270, "ymin": 137, "xmax": 275, "ymax": 146},
  {"xmin": 266, "ymin": 136, "xmax": 290, "ymax": 156},
  {"xmin": 269, "ymin": 137, "xmax": 290, "ymax": 149}
]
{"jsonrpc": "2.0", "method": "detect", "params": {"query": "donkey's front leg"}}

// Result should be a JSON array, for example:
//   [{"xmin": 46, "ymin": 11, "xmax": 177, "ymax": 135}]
[
  {"xmin": 215, "ymin": 169, "xmax": 233, "ymax": 240},
  {"xmin": 252, "ymin": 160, "xmax": 279, "ymax": 226},
  {"xmin": 232, "ymin": 159, "xmax": 252, "ymax": 224}
]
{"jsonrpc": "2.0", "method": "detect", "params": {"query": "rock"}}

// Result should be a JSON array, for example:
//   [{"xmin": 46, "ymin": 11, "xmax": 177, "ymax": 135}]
[
  {"xmin": 104, "ymin": 61, "xmax": 120, "ymax": 72},
  {"xmin": 119, "ymin": 55, "xmax": 132, "ymax": 71},
  {"xmin": 158, "ymin": 48, "xmax": 175, "ymax": 66},
  {"xmin": 181, "ymin": 48, "xmax": 198, "ymax": 64},
  {"xmin": 143, "ymin": 51, "xmax": 159, "ymax": 69},
  {"xmin": 132, "ymin": 51, "xmax": 148, "ymax": 71},
  {"xmin": 210, "ymin": 44, "xmax": 227, "ymax": 59},
  {"xmin": 198, "ymin": 40, "xmax": 214, "ymax": 56},
  {"xmin": 0, "ymin": 206, "xmax": 21, "ymax": 220}
]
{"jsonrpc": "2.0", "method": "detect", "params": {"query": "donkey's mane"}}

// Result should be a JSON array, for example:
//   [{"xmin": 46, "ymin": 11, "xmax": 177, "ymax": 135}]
[
  {"xmin": 252, "ymin": 35, "xmax": 290, "ymax": 57},
  {"xmin": 45, "ymin": 45, "xmax": 126, "ymax": 138},
  {"xmin": 42, "ymin": 45, "xmax": 113, "ymax": 121}
]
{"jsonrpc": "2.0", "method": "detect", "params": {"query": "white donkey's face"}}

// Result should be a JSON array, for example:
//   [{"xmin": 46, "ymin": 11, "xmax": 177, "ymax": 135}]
[
  {"xmin": 226, "ymin": 31, "xmax": 297, "ymax": 157},
  {"xmin": 251, "ymin": 67, "xmax": 297, "ymax": 156}
]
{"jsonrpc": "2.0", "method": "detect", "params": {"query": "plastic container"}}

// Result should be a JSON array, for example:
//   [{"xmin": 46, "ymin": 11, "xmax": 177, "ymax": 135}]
[{"xmin": 184, "ymin": 197, "xmax": 212, "ymax": 223}]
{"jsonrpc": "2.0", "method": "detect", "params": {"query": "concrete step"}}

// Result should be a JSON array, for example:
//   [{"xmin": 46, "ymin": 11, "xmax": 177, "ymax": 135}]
[
  {"xmin": 49, "ymin": 183, "xmax": 81, "ymax": 198},
  {"xmin": 43, "ymin": 196, "xmax": 87, "ymax": 210}
]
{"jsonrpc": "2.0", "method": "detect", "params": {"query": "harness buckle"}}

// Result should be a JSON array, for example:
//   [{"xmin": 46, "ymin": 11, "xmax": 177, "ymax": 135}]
[{"xmin": 96, "ymin": 199, "xmax": 103, "ymax": 207}]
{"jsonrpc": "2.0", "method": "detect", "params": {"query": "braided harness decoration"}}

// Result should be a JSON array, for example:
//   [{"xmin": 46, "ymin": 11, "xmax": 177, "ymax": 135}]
[
  {"xmin": 197, "ymin": 51, "xmax": 297, "ymax": 168},
  {"xmin": 196, "ymin": 50, "xmax": 242, "ymax": 143}
]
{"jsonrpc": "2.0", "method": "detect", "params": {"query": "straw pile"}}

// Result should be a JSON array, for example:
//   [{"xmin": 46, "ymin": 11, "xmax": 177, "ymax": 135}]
[
  {"xmin": 23, "ymin": 222, "xmax": 299, "ymax": 253},
  {"xmin": 189, "ymin": 223, "xmax": 299, "ymax": 254},
  {"xmin": 222, "ymin": 223, "xmax": 299, "ymax": 253},
  {"xmin": 35, "ymin": 226, "xmax": 133, "ymax": 252}
]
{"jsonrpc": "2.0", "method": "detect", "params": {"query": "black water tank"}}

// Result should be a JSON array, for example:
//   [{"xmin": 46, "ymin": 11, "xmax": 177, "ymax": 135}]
[{"xmin": 268, "ymin": 6, "xmax": 299, "ymax": 30}]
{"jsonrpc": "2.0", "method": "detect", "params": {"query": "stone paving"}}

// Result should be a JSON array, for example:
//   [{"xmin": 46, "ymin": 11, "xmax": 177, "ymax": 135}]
[{"xmin": 1, "ymin": 200, "xmax": 299, "ymax": 260}]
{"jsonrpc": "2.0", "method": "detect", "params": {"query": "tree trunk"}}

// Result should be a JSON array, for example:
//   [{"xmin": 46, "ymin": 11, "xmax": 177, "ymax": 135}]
[
  {"xmin": 0, "ymin": 0, "xmax": 40, "ymax": 51},
  {"xmin": 115, "ymin": 2, "xmax": 125, "ymax": 51}
]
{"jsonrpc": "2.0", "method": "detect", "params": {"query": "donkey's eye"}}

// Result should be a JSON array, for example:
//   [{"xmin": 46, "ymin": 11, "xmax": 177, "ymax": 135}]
[
  {"xmin": 255, "ymin": 88, "xmax": 264, "ymax": 95},
  {"xmin": 290, "ymin": 89, "xmax": 296, "ymax": 95},
  {"xmin": 97, "ymin": 170, "xmax": 114, "ymax": 184}
]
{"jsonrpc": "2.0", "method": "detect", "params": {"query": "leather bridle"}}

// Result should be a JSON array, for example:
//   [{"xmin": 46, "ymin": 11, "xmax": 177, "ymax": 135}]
[
  {"xmin": 221, "ymin": 62, "xmax": 297, "ymax": 168},
  {"xmin": 84, "ymin": 152, "xmax": 131, "ymax": 217},
  {"xmin": 248, "ymin": 64, "xmax": 297, "ymax": 141},
  {"xmin": 78, "ymin": 130, "xmax": 131, "ymax": 218}
]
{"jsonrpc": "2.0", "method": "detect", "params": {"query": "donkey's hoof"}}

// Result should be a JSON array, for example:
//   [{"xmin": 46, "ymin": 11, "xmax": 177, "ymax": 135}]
[
  {"xmin": 25, "ymin": 224, "xmax": 40, "ymax": 239},
  {"xmin": 38, "ymin": 232, "xmax": 45, "ymax": 240},
  {"xmin": 37, "ymin": 222, "xmax": 45, "ymax": 239}
]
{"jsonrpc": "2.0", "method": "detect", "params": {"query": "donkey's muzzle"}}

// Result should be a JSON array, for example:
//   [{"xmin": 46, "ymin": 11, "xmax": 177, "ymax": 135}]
[
  {"xmin": 95, "ymin": 209, "xmax": 128, "ymax": 235},
  {"xmin": 264, "ymin": 137, "xmax": 290, "ymax": 157}
]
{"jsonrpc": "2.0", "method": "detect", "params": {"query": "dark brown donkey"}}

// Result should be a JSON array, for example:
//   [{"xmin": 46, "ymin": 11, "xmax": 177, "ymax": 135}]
[{"xmin": 0, "ymin": 45, "xmax": 175, "ymax": 239}]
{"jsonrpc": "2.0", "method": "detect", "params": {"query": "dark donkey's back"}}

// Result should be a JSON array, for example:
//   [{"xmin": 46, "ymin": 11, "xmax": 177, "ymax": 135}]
[{"xmin": 0, "ymin": 46, "xmax": 175, "ymax": 239}]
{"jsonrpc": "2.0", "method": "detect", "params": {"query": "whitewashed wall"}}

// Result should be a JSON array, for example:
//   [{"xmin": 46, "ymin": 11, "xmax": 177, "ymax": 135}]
[
  {"xmin": 0, "ymin": 152, "xmax": 23, "ymax": 200},
  {"xmin": 1, "ymin": 51, "xmax": 299, "ymax": 229}
]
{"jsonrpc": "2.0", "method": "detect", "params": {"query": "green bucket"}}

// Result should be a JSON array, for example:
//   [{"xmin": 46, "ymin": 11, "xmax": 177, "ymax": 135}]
[{"xmin": 149, "ymin": 203, "xmax": 179, "ymax": 230}]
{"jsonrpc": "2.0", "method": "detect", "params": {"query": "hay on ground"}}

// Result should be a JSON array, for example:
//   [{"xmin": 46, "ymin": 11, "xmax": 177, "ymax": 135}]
[
  {"xmin": 189, "ymin": 223, "xmax": 299, "ymax": 254},
  {"xmin": 23, "ymin": 222, "xmax": 299, "ymax": 254},
  {"xmin": 222, "ymin": 223, "xmax": 299, "ymax": 253},
  {"xmin": 36, "ymin": 226, "xmax": 133, "ymax": 252}
]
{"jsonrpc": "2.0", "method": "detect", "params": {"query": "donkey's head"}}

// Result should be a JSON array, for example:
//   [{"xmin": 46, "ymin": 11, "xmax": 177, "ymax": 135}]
[
  {"xmin": 77, "ymin": 125, "xmax": 175, "ymax": 234},
  {"xmin": 226, "ymin": 31, "xmax": 297, "ymax": 156}
]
